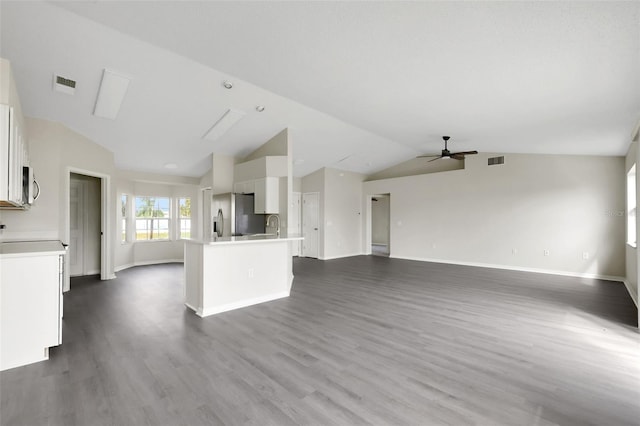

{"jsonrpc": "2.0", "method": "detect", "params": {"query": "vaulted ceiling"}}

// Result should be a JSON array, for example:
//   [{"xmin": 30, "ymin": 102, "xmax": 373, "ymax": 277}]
[{"xmin": 1, "ymin": 1, "xmax": 639, "ymax": 178}]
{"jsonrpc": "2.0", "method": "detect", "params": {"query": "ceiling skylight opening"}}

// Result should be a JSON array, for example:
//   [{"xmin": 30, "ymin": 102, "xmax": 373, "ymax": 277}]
[
  {"xmin": 93, "ymin": 69, "xmax": 132, "ymax": 120},
  {"xmin": 202, "ymin": 108, "xmax": 246, "ymax": 141}
]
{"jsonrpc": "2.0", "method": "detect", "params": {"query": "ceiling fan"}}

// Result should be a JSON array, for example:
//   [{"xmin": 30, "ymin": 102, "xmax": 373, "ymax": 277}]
[{"xmin": 417, "ymin": 136, "xmax": 478, "ymax": 162}]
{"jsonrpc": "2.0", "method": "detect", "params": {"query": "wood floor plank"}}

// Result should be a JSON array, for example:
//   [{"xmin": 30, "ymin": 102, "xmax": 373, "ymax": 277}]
[{"xmin": 1, "ymin": 257, "xmax": 638, "ymax": 425}]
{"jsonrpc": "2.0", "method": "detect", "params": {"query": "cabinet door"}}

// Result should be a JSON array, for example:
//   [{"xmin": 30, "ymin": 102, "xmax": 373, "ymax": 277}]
[
  {"xmin": 0, "ymin": 105, "xmax": 10, "ymax": 201},
  {"xmin": 243, "ymin": 180, "xmax": 255, "ymax": 194},
  {"xmin": 254, "ymin": 178, "xmax": 266, "ymax": 214},
  {"xmin": 9, "ymin": 122, "xmax": 22, "ymax": 203},
  {"xmin": 234, "ymin": 180, "xmax": 256, "ymax": 194},
  {"xmin": 1, "ymin": 255, "xmax": 60, "ymax": 371},
  {"xmin": 254, "ymin": 177, "xmax": 279, "ymax": 214}
]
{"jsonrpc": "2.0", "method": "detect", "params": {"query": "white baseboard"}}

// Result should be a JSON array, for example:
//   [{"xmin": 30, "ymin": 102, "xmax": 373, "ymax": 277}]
[
  {"xmin": 184, "ymin": 302, "xmax": 198, "ymax": 313},
  {"xmin": 321, "ymin": 252, "xmax": 363, "ymax": 261},
  {"xmin": 390, "ymin": 255, "xmax": 625, "ymax": 283},
  {"xmin": 115, "ymin": 259, "xmax": 184, "ymax": 272},
  {"xmin": 198, "ymin": 291, "xmax": 290, "ymax": 317},
  {"xmin": 622, "ymin": 280, "xmax": 639, "ymax": 307},
  {"xmin": 114, "ymin": 263, "xmax": 134, "ymax": 272}
]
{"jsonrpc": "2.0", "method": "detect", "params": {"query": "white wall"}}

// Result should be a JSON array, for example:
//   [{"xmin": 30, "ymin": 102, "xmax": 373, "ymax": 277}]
[
  {"xmin": 363, "ymin": 153, "xmax": 625, "ymax": 279},
  {"xmin": 366, "ymin": 155, "xmax": 463, "ymax": 181},
  {"xmin": 324, "ymin": 168, "xmax": 365, "ymax": 259},
  {"xmin": 243, "ymin": 128, "xmax": 288, "ymax": 161},
  {"xmin": 212, "ymin": 153, "xmax": 235, "ymax": 195},
  {"xmin": 301, "ymin": 167, "xmax": 365, "ymax": 260}
]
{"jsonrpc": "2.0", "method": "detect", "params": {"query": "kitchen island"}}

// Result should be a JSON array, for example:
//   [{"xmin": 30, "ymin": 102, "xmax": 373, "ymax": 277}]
[{"xmin": 184, "ymin": 234, "xmax": 303, "ymax": 317}]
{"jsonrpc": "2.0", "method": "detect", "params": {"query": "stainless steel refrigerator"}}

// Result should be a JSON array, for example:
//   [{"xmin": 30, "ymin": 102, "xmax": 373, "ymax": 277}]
[{"xmin": 210, "ymin": 192, "xmax": 265, "ymax": 238}]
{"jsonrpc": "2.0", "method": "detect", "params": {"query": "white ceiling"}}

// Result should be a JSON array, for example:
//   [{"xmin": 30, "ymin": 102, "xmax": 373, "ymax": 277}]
[{"xmin": 1, "ymin": 1, "xmax": 639, "ymax": 178}]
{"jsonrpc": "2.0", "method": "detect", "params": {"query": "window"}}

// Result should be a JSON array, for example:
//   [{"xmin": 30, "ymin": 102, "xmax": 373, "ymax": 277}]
[
  {"xmin": 178, "ymin": 197, "xmax": 191, "ymax": 239},
  {"xmin": 627, "ymin": 165, "xmax": 636, "ymax": 247},
  {"xmin": 135, "ymin": 196, "xmax": 170, "ymax": 241},
  {"xmin": 121, "ymin": 194, "xmax": 128, "ymax": 243}
]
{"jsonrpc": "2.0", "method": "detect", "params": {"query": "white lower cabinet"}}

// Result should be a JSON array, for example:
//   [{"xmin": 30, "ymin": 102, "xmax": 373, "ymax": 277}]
[{"xmin": 1, "ymin": 242, "xmax": 64, "ymax": 371}]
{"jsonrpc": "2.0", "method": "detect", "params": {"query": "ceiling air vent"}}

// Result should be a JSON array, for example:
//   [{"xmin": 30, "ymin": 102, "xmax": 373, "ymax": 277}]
[
  {"xmin": 488, "ymin": 156, "xmax": 505, "ymax": 166},
  {"xmin": 53, "ymin": 74, "xmax": 76, "ymax": 95}
]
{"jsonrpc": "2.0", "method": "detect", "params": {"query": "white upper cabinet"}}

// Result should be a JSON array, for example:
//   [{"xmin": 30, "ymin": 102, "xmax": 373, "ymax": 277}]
[
  {"xmin": 254, "ymin": 177, "xmax": 279, "ymax": 214},
  {"xmin": 0, "ymin": 58, "xmax": 29, "ymax": 208},
  {"xmin": 233, "ymin": 180, "xmax": 255, "ymax": 194}
]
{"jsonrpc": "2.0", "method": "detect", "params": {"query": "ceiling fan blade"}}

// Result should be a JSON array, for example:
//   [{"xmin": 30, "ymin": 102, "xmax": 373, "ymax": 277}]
[
  {"xmin": 417, "ymin": 154, "xmax": 440, "ymax": 158},
  {"xmin": 450, "ymin": 154, "xmax": 465, "ymax": 160},
  {"xmin": 428, "ymin": 156, "xmax": 443, "ymax": 162},
  {"xmin": 451, "ymin": 150, "xmax": 478, "ymax": 156}
]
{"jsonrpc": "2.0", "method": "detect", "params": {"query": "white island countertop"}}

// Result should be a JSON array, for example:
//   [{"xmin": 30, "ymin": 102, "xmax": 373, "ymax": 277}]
[
  {"xmin": 0, "ymin": 240, "xmax": 67, "ymax": 257},
  {"xmin": 186, "ymin": 234, "xmax": 302, "ymax": 246}
]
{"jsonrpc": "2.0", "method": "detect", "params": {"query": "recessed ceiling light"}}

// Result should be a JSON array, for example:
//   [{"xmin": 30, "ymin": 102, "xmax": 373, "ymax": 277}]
[
  {"xmin": 222, "ymin": 80, "xmax": 233, "ymax": 89},
  {"xmin": 256, "ymin": 105, "xmax": 265, "ymax": 112},
  {"xmin": 164, "ymin": 162, "xmax": 178, "ymax": 169}
]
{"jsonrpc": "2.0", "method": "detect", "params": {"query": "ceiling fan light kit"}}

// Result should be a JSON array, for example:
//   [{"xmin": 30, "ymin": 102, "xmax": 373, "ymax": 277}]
[{"xmin": 417, "ymin": 136, "xmax": 478, "ymax": 162}]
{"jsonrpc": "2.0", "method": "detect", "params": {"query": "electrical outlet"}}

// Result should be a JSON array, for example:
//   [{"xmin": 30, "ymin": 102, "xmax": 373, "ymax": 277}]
[
  {"xmin": 582, "ymin": 252, "xmax": 589, "ymax": 260},
  {"xmin": 544, "ymin": 249, "xmax": 550, "ymax": 256},
  {"xmin": 248, "ymin": 268, "xmax": 254, "ymax": 278},
  {"xmin": 512, "ymin": 248, "xmax": 517, "ymax": 255}
]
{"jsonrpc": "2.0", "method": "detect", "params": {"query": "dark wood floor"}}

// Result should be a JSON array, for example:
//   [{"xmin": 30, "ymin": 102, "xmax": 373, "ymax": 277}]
[{"xmin": 1, "ymin": 256, "xmax": 638, "ymax": 426}]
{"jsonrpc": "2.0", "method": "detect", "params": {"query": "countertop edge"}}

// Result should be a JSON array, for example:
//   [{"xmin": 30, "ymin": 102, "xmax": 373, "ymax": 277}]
[{"xmin": 185, "ymin": 236, "xmax": 304, "ymax": 246}]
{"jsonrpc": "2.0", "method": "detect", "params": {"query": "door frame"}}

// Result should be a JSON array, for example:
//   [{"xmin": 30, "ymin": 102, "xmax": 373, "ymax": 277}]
[
  {"xmin": 364, "ymin": 193, "xmax": 391, "ymax": 256},
  {"xmin": 64, "ymin": 167, "xmax": 112, "ymax": 292},
  {"xmin": 302, "ymin": 192, "xmax": 320, "ymax": 258},
  {"xmin": 291, "ymin": 191, "xmax": 302, "ymax": 256}
]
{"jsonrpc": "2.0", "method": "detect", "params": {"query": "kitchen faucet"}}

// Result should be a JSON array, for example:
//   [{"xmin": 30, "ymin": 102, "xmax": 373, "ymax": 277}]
[{"xmin": 266, "ymin": 214, "xmax": 280, "ymax": 236}]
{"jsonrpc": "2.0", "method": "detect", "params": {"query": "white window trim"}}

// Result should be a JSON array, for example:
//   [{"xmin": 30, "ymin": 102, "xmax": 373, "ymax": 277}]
[{"xmin": 177, "ymin": 197, "xmax": 192, "ymax": 240}]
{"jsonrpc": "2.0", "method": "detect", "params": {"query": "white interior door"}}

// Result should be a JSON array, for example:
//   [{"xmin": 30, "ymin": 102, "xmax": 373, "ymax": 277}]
[
  {"xmin": 302, "ymin": 192, "xmax": 319, "ymax": 258},
  {"xmin": 69, "ymin": 180, "xmax": 84, "ymax": 276},
  {"xmin": 290, "ymin": 192, "xmax": 302, "ymax": 256}
]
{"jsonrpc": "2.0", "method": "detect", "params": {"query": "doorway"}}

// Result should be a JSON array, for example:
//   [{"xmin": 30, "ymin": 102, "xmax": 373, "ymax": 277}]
[
  {"xmin": 371, "ymin": 194, "xmax": 390, "ymax": 256},
  {"xmin": 302, "ymin": 192, "xmax": 319, "ymax": 258},
  {"xmin": 69, "ymin": 173, "xmax": 102, "ymax": 277}
]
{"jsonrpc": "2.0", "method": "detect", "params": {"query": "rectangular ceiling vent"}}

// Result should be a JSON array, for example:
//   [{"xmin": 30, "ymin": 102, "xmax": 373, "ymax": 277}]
[
  {"xmin": 53, "ymin": 74, "xmax": 76, "ymax": 95},
  {"xmin": 488, "ymin": 156, "xmax": 505, "ymax": 166}
]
